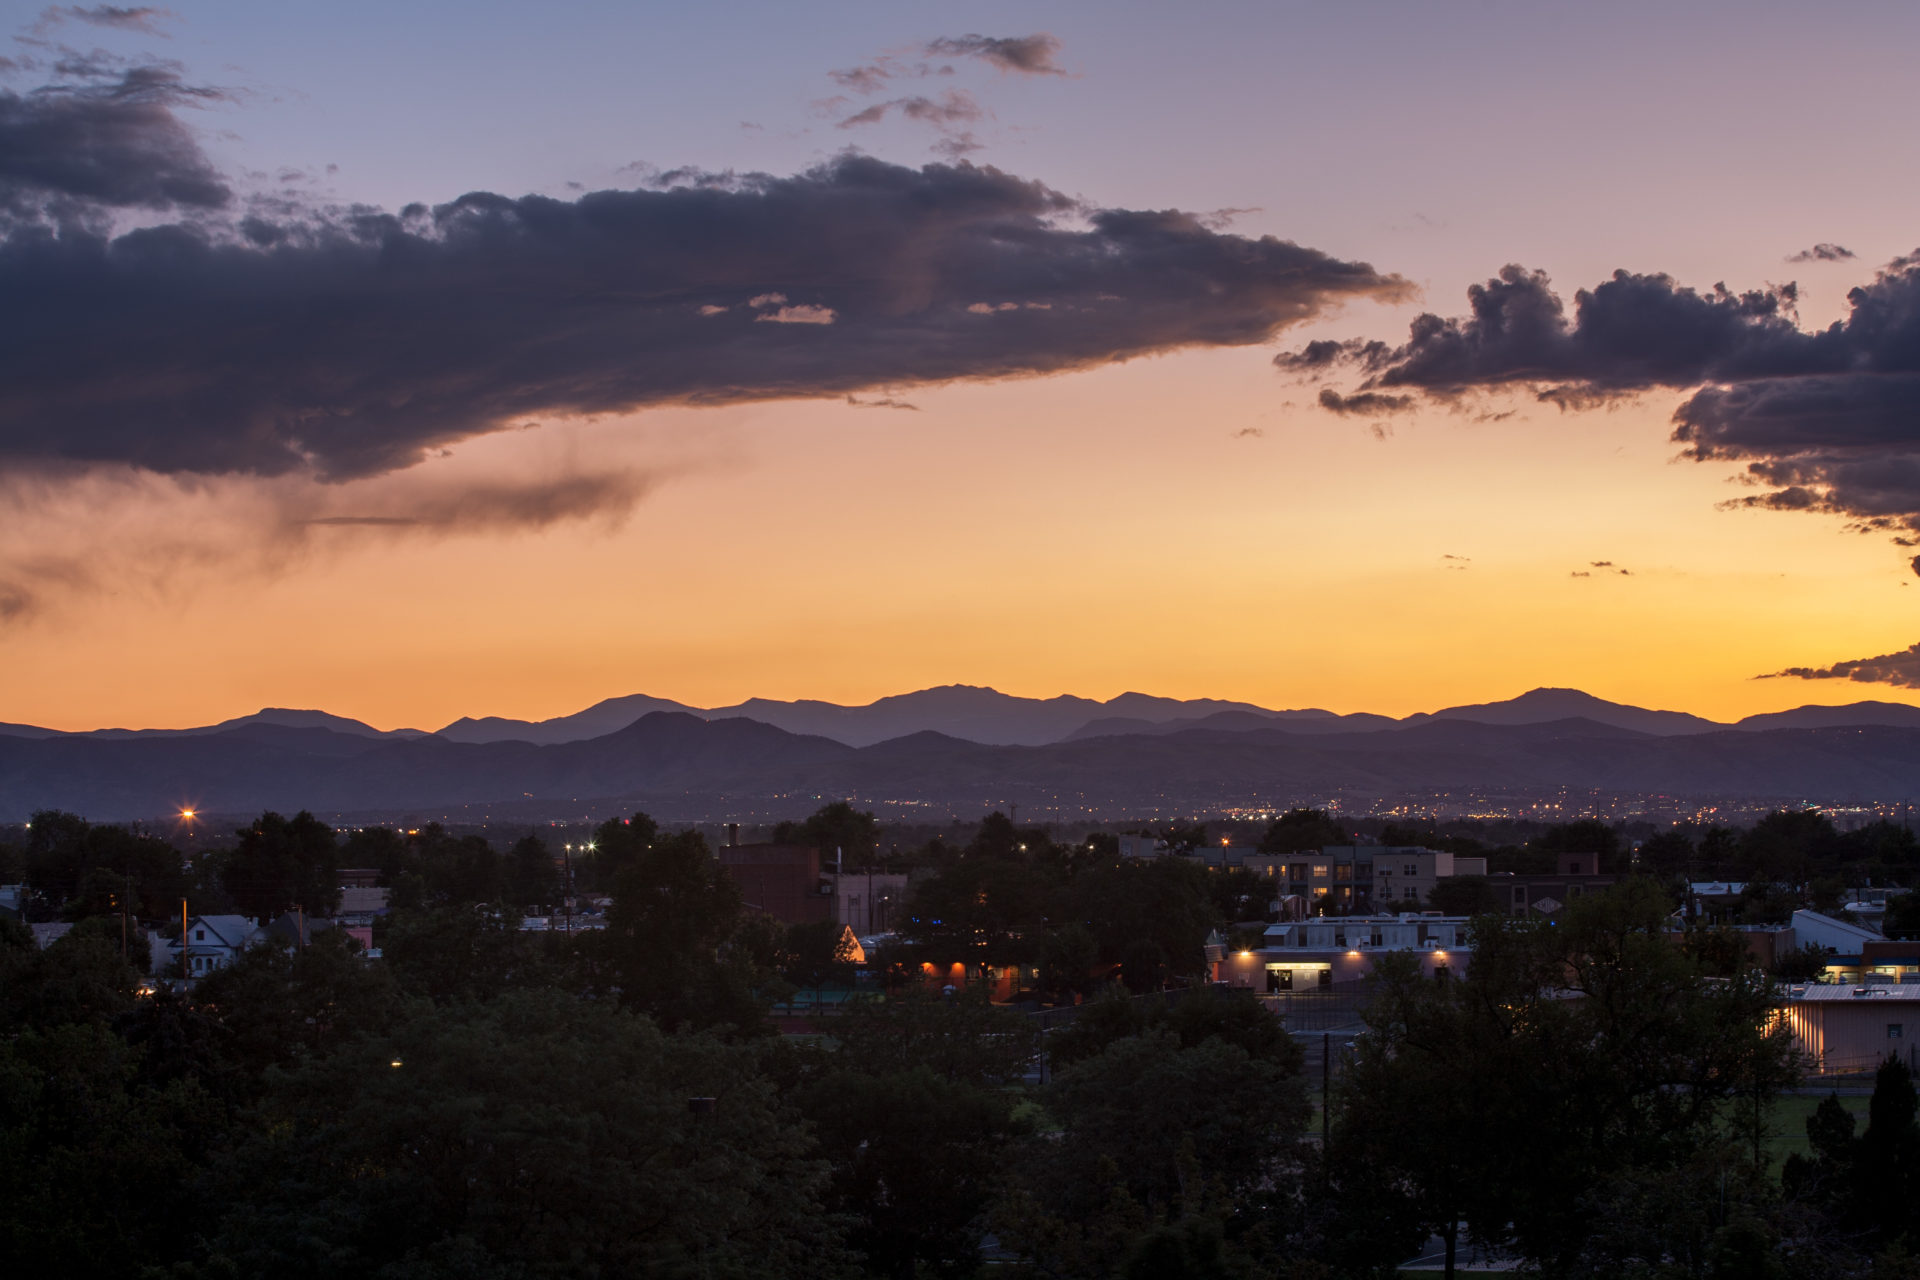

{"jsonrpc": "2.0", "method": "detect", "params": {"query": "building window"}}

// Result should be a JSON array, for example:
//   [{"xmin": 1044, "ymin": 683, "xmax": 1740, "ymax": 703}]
[
  {"xmin": 1434, "ymin": 964, "xmax": 1452, "ymax": 982},
  {"xmin": 1318, "ymin": 969, "xmax": 1332, "ymax": 988},
  {"xmin": 1404, "ymin": 886, "xmax": 1418, "ymax": 899},
  {"xmin": 1404, "ymin": 864, "xmax": 1417, "ymax": 876},
  {"xmin": 195, "ymin": 929, "xmax": 205, "ymax": 941},
  {"xmin": 1892, "ymin": 1024, "xmax": 1906, "ymax": 1040},
  {"xmin": 1513, "ymin": 886, "xmax": 1527, "ymax": 903},
  {"xmin": 1290, "ymin": 863, "xmax": 1308, "ymax": 881},
  {"xmin": 1334, "ymin": 865, "xmax": 1352, "ymax": 882},
  {"xmin": 1312, "ymin": 865, "xmax": 1330, "ymax": 879}
]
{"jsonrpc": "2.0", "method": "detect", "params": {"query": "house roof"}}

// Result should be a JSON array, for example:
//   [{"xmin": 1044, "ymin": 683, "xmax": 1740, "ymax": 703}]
[
  {"xmin": 1784, "ymin": 983, "xmax": 1920, "ymax": 1003},
  {"xmin": 187, "ymin": 915, "xmax": 261, "ymax": 949},
  {"xmin": 29, "ymin": 921, "xmax": 71, "ymax": 949},
  {"xmin": 1793, "ymin": 909, "xmax": 1884, "ymax": 945}
]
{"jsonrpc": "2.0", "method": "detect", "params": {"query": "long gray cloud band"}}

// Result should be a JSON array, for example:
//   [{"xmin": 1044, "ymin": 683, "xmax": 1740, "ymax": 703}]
[{"xmin": 1, "ymin": 78, "xmax": 1406, "ymax": 480}]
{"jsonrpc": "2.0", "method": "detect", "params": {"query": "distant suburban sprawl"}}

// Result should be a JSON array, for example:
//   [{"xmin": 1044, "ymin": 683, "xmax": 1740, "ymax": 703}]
[{"xmin": 3, "ymin": 796, "xmax": 1919, "ymax": 1276}]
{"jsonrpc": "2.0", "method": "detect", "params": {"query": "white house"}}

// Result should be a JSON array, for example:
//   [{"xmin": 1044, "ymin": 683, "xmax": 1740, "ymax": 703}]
[{"xmin": 178, "ymin": 914, "xmax": 263, "ymax": 976}]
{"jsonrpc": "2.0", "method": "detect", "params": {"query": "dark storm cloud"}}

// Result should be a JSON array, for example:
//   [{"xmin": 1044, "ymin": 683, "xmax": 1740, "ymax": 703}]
[
  {"xmin": 1286, "ymin": 255, "xmax": 1920, "ymax": 535},
  {"xmin": 1788, "ymin": 242, "xmax": 1855, "ymax": 263},
  {"xmin": 0, "ymin": 154, "xmax": 1407, "ymax": 480},
  {"xmin": 1760, "ymin": 642, "xmax": 1920, "ymax": 689},
  {"xmin": 1292, "ymin": 265, "xmax": 1812, "ymax": 395},
  {"xmin": 924, "ymin": 34, "xmax": 1065, "ymax": 75},
  {"xmin": 0, "ymin": 64, "xmax": 229, "ymax": 224}
]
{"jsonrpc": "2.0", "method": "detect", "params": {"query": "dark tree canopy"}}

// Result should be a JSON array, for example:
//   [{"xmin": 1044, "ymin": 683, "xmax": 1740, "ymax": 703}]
[
  {"xmin": 1258, "ymin": 808, "xmax": 1347, "ymax": 856},
  {"xmin": 219, "ymin": 810, "xmax": 340, "ymax": 921}
]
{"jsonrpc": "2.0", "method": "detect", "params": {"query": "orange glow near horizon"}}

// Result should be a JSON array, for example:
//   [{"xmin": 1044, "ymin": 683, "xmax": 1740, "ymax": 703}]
[{"xmin": 5, "ymin": 331, "xmax": 1919, "ymax": 734}]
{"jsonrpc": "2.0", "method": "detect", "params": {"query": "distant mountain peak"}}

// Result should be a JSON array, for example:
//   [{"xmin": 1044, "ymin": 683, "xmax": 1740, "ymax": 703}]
[{"xmin": 1408, "ymin": 688, "xmax": 1724, "ymax": 737}]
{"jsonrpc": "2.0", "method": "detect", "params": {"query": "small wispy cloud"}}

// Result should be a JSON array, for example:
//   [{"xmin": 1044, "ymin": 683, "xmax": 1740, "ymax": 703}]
[
  {"xmin": 925, "ymin": 34, "xmax": 1066, "ymax": 75},
  {"xmin": 1787, "ymin": 242, "xmax": 1855, "ymax": 263}
]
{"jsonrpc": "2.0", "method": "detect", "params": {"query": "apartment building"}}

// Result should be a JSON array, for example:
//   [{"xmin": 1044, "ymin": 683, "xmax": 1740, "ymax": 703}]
[{"xmin": 1216, "ymin": 912, "xmax": 1473, "ymax": 990}]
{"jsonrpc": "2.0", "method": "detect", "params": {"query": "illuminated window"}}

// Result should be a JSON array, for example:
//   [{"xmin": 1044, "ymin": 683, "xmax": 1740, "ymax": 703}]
[
  {"xmin": 1312, "ymin": 865, "xmax": 1329, "ymax": 879},
  {"xmin": 1892, "ymin": 1024, "xmax": 1906, "ymax": 1040}
]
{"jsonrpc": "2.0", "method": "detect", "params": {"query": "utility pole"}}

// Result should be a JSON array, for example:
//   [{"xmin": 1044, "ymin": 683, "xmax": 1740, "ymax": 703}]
[{"xmin": 1321, "ymin": 1032, "xmax": 1331, "ymax": 1149}]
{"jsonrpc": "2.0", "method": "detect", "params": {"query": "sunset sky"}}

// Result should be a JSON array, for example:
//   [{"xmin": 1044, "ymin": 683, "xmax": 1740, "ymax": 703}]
[{"xmin": 6, "ymin": 0, "xmax": 1920, "ymax": 732}]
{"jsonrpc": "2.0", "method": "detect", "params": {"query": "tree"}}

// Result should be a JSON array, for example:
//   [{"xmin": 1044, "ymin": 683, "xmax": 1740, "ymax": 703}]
[
  {"xmin": 1637, "ymin": 829, "xmax": 1696, "ymax": 879},
  {"xmin": 825, "ymin": 991, "xmax": 1039, "ymax": 1087},
  {"xmin": 0, "ymin": 917, "xmax": 220, "ymax": 1274},
  {"xmin": 1772, "ymin": 940, "xmax": 1833, "ymax": 983},
  {"xmin": 1047, "ymin": 984, "xmax": 1152, "ymax": 1069},
  {"xmin": 1068, "ymin": 857, "xmax": 1214, "ymax": 981},
  {"xmin": 381, "ymin": 902, "xmax": 560, "ymax": 1002},
  {"xmin": 504, "ymin": 833, "xmax": 560, "ymax": 911},
  {"xmin": 592, "ymin": 828, "xmax": 762, "ymax": 1032},
  {"xmin": 0, "ymin": 919, "xmax": 141, "ymax": 1030},
  {"xmin": 1210, "ymin": 865, "xmax": 1274, "ymax": 922},
  {"xmin": 1334, "ymin": 881, "xmax": 1801, "ymax": 1279},
  {"xmin": 1855, "ymin": 1054, "xmax": 1920, "ymax": 1248},
  {"xmin": 1532, "ymin": 818, "xmax": 1624, "ymax": 874},
  {"xmin": 1737, "ymin": 809, "xmax": 1840, "ymax": 887},
  {"xmin": 1885, "ymin": 892, "xmax": 1920, "ymax": 941},
  {"xmin": 1426, "ymin": 874, "xmax": 1504, "ymax": 917},
  {"xmin": 1038, "ymin": 922, "xmax": 1101, "ymax": 1003},
  {"xmin": 204, "ymin": 992, "xmax": 852, "ymax": 1278},
  {"xmin": 1330, "ymin": 950, "xmax": 1486, "ymax": 1279},
  {"xmin": 1001, "ymin": 1027, "xmax": 1308, "ymax": 1278},
  {"xmin": 585, "ymin": 810, "xmax": 659, "ymax": 891},
  {"xmin": 1784, "ymin": 1060, "xmax": 1920, "ymax": 1261},
  {"xmin": 901, "ymin": 854, "xmax": 1062, "ymax": 970},
  {"xmin": 22, "ymin": 810, "xmax": 184, "ymax": 925},
  {"xmin": 1258, "ymin": 809, "xmax": 1346, "ymax": 856},
  {"xmin": 220, "ymin": 810, "xmax": 340, "ymax": 921},
  {"xmin": 0, "ymin": 1020, "xmax": 218, "ymax": 1274},
  {"xmin": 781, "ymin": 919, "xmax": 858, "ymax": 989},
  {"xmin": 774, "ymin": 801, "xmax": 880, "ymax": 866},
  {"xmin": 194, "ymin": 928, "xmax": 404, "ymax": 1075}
]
